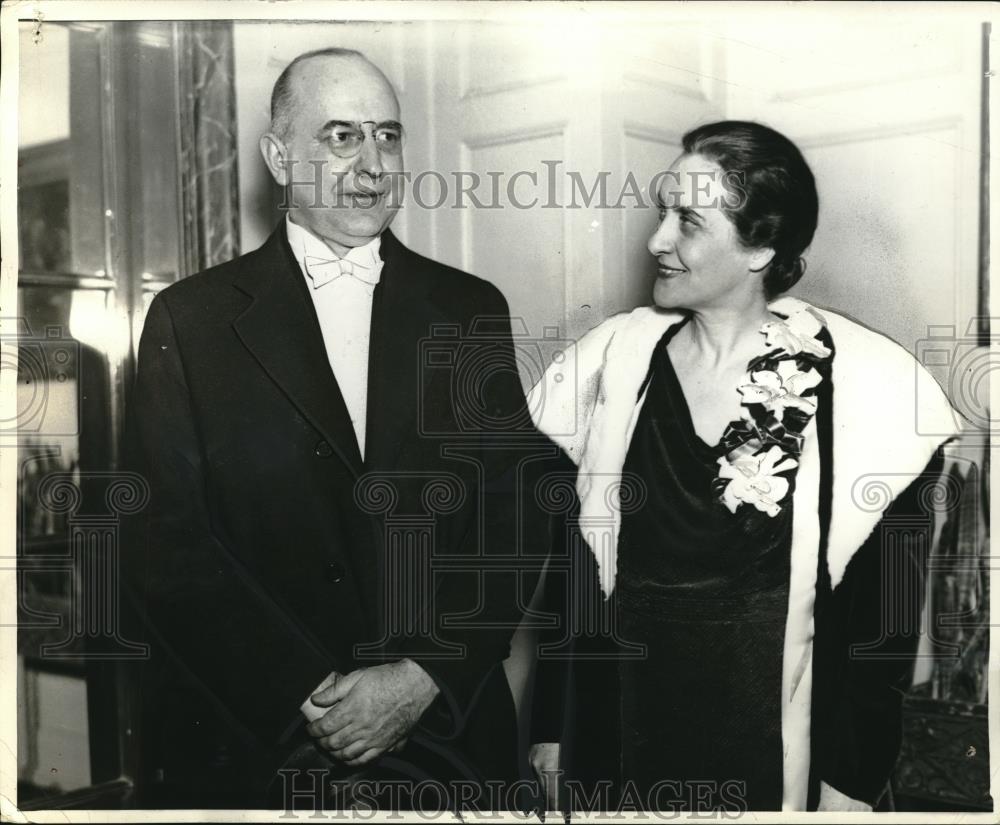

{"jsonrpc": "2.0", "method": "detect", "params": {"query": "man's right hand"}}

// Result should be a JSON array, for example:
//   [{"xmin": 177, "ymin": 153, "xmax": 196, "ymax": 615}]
[{"xmin": 528, "ymin": 742, "xmax": 561, "ymax": 811}]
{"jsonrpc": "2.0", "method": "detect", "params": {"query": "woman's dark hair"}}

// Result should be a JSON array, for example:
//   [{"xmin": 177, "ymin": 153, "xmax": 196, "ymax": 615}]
[{"xmin": 681, "ymin": 120, "xmax": 819, "ymax": 298}]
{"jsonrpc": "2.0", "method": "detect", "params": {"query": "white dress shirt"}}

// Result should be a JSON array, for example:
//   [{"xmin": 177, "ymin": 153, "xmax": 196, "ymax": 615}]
[{"xmin": 285, "ymin": 216, "xmax": 383, "ymax": 460}]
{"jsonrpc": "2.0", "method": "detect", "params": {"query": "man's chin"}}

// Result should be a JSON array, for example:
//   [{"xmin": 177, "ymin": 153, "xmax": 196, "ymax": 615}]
[
  {"xmin": 338, "ymin": 214, "xmax": 396, "ymax": 244},
  {"xmin": 295, "ymin": 210, "xmax": 397, "ymax": 247}
]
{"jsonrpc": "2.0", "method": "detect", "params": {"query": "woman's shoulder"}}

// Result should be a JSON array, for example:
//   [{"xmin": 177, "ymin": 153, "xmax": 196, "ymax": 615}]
[
  {"xmin": 783, "ymin": 298, "xmax": 960, "ymax": 436},
  {"xmin": 577, "ymin": 305, "xmax": 683, "ymax": 361},
  {"xmin": 818, "ymin": 305, "xmax": 914, "ymax": 363},
  {"xmin": 528, "ymin": 306, "xmax": 683, "ymax": 458},
  {"xmin": 774, "ymin": 297, "xmax": 926, "ymax": 371}
]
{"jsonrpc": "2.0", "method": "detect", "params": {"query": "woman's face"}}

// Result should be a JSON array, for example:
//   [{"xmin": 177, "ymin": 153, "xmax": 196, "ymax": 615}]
[{"xmin": 648, "ymin": 153, "xmax": 771, "ymax": 312}]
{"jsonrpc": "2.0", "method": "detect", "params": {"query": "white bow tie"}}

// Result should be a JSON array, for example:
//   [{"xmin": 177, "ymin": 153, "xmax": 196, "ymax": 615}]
[{"xmin": 304, "ymin": 255, "xmax": 381, "ymax": 289}]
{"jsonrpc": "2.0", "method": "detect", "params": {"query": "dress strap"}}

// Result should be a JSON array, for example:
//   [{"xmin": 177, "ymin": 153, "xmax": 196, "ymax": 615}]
[{"xmin": 636, "ymin": 316, "xmax": 689, "ymax": 402}]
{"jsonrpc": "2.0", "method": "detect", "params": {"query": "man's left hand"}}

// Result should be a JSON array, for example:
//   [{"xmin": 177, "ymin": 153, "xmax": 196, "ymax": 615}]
[{"xmin": 305, "ymin": 659, "xmax": 440, "ymax": 766}]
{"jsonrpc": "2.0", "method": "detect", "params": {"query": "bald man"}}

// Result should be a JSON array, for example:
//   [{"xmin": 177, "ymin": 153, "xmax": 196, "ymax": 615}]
[{"xmin": 123, "ymin": 48, "xmax": 545, "ymax": 809}]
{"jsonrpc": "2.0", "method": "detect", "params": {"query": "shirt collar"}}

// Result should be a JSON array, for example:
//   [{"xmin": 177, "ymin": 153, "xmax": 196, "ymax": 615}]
[{"xmin": 285, "ymin": 215, "xmax": 383, "ymax": 275}]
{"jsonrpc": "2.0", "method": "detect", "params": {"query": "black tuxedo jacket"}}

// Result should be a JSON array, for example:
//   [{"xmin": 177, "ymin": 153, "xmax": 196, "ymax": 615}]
[{"xmin": 122, "ymin": 225, "xmax": 550, "ymax": 808}]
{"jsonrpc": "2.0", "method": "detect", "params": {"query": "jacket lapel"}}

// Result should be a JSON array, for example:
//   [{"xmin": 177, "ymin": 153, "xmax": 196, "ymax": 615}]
[
  {"xmin": 231, "ymin": 226, "xmax": 364, "ymax": 476},
  {"xmin": 365, "ymin": 230, "xmax": 449, "ymax": 472}
]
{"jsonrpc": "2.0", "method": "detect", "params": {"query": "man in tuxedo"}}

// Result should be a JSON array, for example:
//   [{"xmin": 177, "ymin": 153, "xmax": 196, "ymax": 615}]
[{"xmin": 123, "ymin": 47, "xmax": 546, "ymax": 809}]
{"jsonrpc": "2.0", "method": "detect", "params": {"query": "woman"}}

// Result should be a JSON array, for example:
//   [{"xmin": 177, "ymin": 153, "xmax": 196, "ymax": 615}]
[{"xmin": 527, "ymin": 121, "xmax": 959, "ymax": 812}]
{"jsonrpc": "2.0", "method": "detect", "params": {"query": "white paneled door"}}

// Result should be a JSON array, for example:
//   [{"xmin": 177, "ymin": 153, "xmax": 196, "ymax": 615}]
[
  {"xmin": 424, "ymin": 21, "xmax": 724, "ymax": 349},
  {"xmin": 722, "ymin": 17, "xmax": 983, "ymax": 403}
]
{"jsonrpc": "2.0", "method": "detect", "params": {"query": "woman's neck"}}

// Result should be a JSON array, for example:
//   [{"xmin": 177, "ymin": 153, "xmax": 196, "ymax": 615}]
[{"xmin": 680, "ymin": 301, "xmax": 775, "ymax": 370}]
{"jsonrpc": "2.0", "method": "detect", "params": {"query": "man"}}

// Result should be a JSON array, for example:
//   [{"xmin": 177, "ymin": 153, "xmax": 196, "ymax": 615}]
[{"xmin": 123, "ymin": 47, "xmax": 545, "ymax": 809}]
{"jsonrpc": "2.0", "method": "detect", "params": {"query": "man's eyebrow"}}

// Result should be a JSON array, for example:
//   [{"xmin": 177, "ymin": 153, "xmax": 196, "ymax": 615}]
[
  {"xmin": 317, "ymin": 119, "xmax": 402, "ymax": 133},
  {"xmin": 318, "ymin": 120, "xmax": 357, "ymax": 134}
]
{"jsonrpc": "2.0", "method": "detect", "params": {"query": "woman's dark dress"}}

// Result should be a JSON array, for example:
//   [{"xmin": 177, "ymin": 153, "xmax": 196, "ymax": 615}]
[{"xmin": 616, "ymin": 325, "xmax": 793, "ymax": 811}]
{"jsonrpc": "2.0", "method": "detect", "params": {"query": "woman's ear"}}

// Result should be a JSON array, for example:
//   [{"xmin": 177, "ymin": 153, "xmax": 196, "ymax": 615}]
[
  {"xmin": 259, "ymin": 132, "xmax": 290, "ymax": 187},
  {"xmin": 748, "ymin": 246, "xmax": 776, "ymax": 274}
]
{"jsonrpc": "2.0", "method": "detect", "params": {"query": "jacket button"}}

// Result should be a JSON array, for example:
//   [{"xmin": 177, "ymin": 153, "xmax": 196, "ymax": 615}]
[
  {"xmin": 326, "ymin": 561, "xmax": 346, "ymax": 583},
  {"xmin": 314, "ymin": 440, "xmax": 333, "ymax": 458}
]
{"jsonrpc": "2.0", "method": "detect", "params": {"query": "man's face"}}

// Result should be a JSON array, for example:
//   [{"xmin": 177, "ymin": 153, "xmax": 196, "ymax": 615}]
[{"xmin": 264, "ymin": 55, "xmax": 403, "ymax": 251}]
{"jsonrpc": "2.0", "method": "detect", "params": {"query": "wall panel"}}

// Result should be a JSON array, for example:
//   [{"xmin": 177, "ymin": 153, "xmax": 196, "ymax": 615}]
[{"xmin": 462, "ymin": 133, "xmax": 567, "ymax": 357}]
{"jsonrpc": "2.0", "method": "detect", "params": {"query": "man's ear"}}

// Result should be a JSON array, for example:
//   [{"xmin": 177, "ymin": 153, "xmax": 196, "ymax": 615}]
[
  {"xmin": 748, "ymin": 246, "xmax": 776, "ymax": 274},
  {"xmin": 259, "ymin": 132, "xmax": 290, "ymax": 187}
]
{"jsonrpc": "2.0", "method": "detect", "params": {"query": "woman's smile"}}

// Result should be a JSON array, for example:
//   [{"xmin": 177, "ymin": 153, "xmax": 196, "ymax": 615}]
[{"xmin": 656, "ymin": 261, "xmax": 687, "ymax": 278}]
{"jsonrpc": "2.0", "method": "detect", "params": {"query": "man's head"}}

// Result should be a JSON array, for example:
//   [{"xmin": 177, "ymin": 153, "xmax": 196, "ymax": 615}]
[{"xmin": 260, "ymin": 48, "xmax": 403, "ymax": 253}]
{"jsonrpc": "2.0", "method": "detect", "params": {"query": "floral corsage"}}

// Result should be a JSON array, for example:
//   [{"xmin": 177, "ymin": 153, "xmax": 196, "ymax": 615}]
[{"xmin": 713, "ymin": 305, "xmax": 833, "ymax": 518}]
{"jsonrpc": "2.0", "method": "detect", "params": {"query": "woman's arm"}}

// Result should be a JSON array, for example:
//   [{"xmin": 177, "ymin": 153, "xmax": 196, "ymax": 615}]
[
  {"xmin": 527, "ymin": 311, "xmax": 628, "ymax": 461},
  {"xmin": 817, "ymin": 781, "xmax": 874, "ymax": 812},
  {"xmin": 813, "ymin": 449, "xmax": 948, "ymax": 807},
  {"xmin": 528, "ymin": 450, "xmax": 576, "ymax": 790},
  {"xmin": 529, "ymin": 743, "xmax": 561, "ymax": 811}
]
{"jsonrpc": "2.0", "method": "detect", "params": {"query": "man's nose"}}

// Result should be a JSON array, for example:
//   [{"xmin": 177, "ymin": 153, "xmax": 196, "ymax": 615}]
[
  {"xmin": 354, "ymin": 135, "xmax": 384, "ymax": 181},
  {"xmin": 647, "ymin": 215, "xmax": 676, "ymax": 256}
]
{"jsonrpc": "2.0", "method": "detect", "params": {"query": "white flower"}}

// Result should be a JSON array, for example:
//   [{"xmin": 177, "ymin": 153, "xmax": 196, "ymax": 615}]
[
  {"xmin": 717, "ymin": 445, "xmax": 798, "ymax": 517},
  {"xmin": 761, "ymin": 308, "xmax": 832, "ymax": 359},
  {"xmin": 737, "ymin": 360, "xmax": 822, "ymax": 420}
]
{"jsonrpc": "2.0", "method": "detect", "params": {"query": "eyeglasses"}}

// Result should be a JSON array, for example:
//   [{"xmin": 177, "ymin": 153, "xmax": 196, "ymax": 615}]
[{"xmin": 321, "ymin": 120, "xmax": 405, "ymax": 159}]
